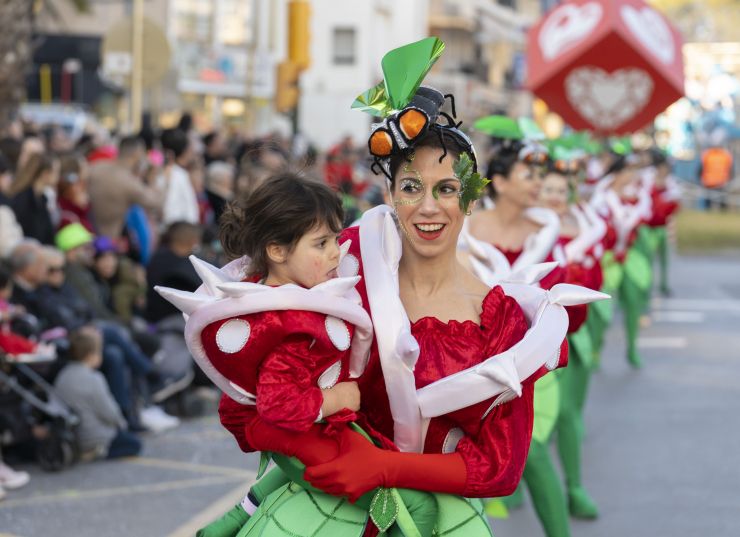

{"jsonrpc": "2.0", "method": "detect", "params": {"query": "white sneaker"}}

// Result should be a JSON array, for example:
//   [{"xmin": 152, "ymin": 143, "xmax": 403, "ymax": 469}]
[
  {"xmin": 0, "ymin": 462, "xmax": 30, "ymax": 489},
  {"xmin": 140, "ymin": 406, "xmax": 180, "ymax": 433}
]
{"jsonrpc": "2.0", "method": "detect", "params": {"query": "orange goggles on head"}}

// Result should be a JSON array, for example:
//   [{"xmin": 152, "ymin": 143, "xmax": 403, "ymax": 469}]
[
  {"xmin": 368, "ymin": 107, "xmax": 431, "ymax": 158},
  {"xmin": 553, "ymin": 159, "xmax": 580, "ymax": 174},
  {"xmin": 518, "ymin": 143, "xmax": 549, "ymax": 166}
]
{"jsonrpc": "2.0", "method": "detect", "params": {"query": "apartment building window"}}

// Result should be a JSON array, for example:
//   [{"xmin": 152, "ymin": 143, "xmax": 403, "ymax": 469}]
[{"xmin": 333, "ymin": 28, "xmax": 356, "ymax": 65}]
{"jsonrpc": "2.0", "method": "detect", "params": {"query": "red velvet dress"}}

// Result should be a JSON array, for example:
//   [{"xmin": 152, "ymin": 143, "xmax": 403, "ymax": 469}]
[
  {"xmin": 647, "ymin": 186, "xmax": 680, "ymax": 228},
  {"xmin": 220, "ymin": 226, "xmax": 567, "ymax": 497}
]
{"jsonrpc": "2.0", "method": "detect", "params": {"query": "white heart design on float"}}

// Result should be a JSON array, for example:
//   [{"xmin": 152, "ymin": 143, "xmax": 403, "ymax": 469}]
[
  {"xmin": 565, "ymin": 67, "xmax": 654, "ymax": 130},
  {"xmin": 621, "ymin": 5, "xmax": 675, "ymax": 65},
  {"xmin": 539, "ymin": 2, "xmax": 603, "ymax": 60}
]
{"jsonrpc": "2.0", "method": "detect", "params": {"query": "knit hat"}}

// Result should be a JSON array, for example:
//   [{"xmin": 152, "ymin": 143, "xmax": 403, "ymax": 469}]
[{"xmin": 55, "ymin": 223, "xmax": 94, "ymax": 252}]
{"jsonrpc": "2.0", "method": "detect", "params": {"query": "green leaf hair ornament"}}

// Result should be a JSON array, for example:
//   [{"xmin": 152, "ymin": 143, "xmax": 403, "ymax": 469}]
[
  {"xmin": 454, "ymin": 152, "xmax": 490, "ymax": 213},
  {"xmin": 352, "ymin": 37, "xmax": 446, "ymax": 117},
  {"xmin": 473, "ymin": 115, "xmax": 524, "ymax": 140}
]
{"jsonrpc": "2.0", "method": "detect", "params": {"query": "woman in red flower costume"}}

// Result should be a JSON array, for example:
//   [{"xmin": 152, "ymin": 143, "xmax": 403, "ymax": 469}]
[{"xmin": 162, "ymin": 38, "xmax": 606, "ymax": 537}]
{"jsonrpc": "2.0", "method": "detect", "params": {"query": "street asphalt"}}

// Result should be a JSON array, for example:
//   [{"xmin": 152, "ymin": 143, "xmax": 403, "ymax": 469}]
[{"xmin": 1, "ymin": 252, "xmax": 739, "ymax": 537}]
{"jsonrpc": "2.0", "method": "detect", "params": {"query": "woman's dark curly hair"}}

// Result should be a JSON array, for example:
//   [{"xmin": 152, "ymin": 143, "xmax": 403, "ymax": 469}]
[
  {"xmin": 484, "ymin": 138, "xmax": 526, "ymax": 199},
  {"xmin": 219, "ymin": 172, "xmax": 344, "ymax": 277}
]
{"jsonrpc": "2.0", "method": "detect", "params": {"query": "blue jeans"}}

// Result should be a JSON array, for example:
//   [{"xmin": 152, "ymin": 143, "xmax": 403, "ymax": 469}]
[
  {"xmin": 98, "ymin": 323, "xmax": 154, "ymax": 424},
  {"xmin": 107, "ymin": 430, "xmax": 142, "ymax": 459},
  {"xmin": 99, "ymin": 323, "xmax": 153, "ymax": 377}
]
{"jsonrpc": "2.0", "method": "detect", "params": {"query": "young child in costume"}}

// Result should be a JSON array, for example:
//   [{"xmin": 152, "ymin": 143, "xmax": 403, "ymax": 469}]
[{"xmin": 162, "ymin": 173, "xmax": 438, "ymax": 537}]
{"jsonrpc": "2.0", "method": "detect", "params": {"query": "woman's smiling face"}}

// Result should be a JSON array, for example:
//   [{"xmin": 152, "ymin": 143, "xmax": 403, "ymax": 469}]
[{"xmin": 391, "ymin": 146, "xmax": 467, "ymax": 259}]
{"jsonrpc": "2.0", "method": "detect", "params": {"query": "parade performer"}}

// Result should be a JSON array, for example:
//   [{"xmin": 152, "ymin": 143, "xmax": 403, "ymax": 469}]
[
  {"xmin": 590, "ymin": 144, "xmax": 653, "ymax": 368},
  {"xmin": 644, "ymin": 149, "xmax": 681, "ymax": 297},
  {"xmin": 540, "ymin": 147, "xmax": 606, "ymax": 521},
  {"xmin": 460, "ymin": 117, "xmax": 600, "ymax": 537},
  {"xmin": 162, "ymin": 38, "xmax": 606, "ymax": 537}
]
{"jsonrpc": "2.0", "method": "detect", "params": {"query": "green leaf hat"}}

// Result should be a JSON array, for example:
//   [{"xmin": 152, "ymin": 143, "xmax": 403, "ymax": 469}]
[{"xmin": 353, "ymin": 37, "xmax": 486, "ymax": 212}]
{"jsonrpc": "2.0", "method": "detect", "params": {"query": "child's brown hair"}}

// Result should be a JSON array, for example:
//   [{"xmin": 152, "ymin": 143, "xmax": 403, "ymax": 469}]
[
  {"xmin": 68, "ymin": 326, "xmax": 103, "ymax": 363},
  {"xmin": 219, "ymin": 172, "xmax": 344, "ymax": 277}
]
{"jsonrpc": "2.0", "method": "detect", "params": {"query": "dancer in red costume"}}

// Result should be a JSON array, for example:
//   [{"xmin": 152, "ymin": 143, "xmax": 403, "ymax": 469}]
[
  {"xmin": 540, "ymin": 151, "xmax": 607, "ymax": 522},
  {"xmin": 460, "ymin": 120, "xmax": 606, "ymax": 537},
  {"xmin": 590, "ymin": 149, "xmax": 654, "ymax": 368},
  {"xmin": 644, "ymin": 149, "xmax": 681, "ymax": 296},
  {"xmin": 163, "ymin": 38, "xmax": 607, "ymax": 537}
]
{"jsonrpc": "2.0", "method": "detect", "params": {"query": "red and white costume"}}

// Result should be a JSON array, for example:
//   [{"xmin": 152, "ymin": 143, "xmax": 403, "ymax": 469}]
[{"xmin": 160, "ymin": 206, "xmax": 606, "ymax": 497}]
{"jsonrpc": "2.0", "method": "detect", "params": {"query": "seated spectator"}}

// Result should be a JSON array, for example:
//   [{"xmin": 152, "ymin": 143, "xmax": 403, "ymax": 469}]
[
  {"xmin": 8, "ymin": 153, "xmax": 60, "ymax": 245},
  {"xmin": 145, "ymin": 222, "xmax": 202, "ymax": 393},
  {"xmin": 204, "ymin": 161, "xmax": 235, "ymax": 225},
  {"xmin": 55, "ymin": 226, "xmax": 191, "ymax": 410},
  {"xmin": 158, "ymin": 128, "xmax": 200, "ymax": 225},
  {"xmin": 55, "ymin": 224, "xmax": 114, "ymax": 322},
  {"xmin": 0, "ymin": 152, "xmax": 23, "ymax": 257},
  {"xmin": 8, "ymin": 240, "xmax": 48, "ymax": 321},
  {"xmin": 54, "ymin": 326, "xmax": 142, "ymax": 460},
  {"xmin": 145, "ymin": 222, "xmax": 202, "ymax": 325},
  {"xmin": 36, "ymin": 245, "xmax": 174, "ymax": 430},
  {"xmin": 0, "ymin": 260, "xmax": 53, "ymax": 359},
  {"xmin": 88, "ymin": 136, "xmax": 164, "ymax": 239},
  {"xmin": 58, "ymin": 153, "xmax": 94, "ymax": 232},
  {"xmin": 91, "ymin": 237, "xmax": 147, "ymax": 323}
]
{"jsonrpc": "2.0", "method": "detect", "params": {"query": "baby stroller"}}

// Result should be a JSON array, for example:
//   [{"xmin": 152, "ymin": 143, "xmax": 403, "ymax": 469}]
[{"xmin": 0, "ymin": 350, "xmax": 80, "ymax": 471}]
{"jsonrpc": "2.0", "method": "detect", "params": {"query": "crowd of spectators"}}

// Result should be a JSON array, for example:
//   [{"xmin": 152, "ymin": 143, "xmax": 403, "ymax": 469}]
[{"xmin": 0, "ymin": 112, "xmax": 384, "ymax": 501}]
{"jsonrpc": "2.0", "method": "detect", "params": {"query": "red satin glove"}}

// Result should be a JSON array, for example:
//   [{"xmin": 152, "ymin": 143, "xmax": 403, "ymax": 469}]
[
  {"xmin": 303, "ymin": 428, "xmax": 467, "ymax": 503},
  {"xmin": 245, "ymin": 416, "xmax": 340, "ymax": 466}
]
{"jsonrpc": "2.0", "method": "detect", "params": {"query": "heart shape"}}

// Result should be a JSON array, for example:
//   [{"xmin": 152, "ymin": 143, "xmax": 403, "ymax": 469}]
[
  {"xmin": 621, "ymin": 5, "xmax": 675, "ymax": 65},
  {"xmin": 565, "ymin": 67, "xmax": 654, "ymax": 130},
  {"xmin": 539, "ymin": 2, "xmax": 603, "ymax": 61}
]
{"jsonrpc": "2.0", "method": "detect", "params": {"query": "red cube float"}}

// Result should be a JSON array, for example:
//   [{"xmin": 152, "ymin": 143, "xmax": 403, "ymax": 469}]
[{"xmin": 527, "ymin": 0, "xmax": 684, "ymax": 134}]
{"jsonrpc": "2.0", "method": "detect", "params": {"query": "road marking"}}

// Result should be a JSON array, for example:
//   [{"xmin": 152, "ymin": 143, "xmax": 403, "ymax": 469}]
[
  {"xmin": 125, "ymin": 456, "xmax": 252, "ymax": 477},
  {"xmin": 637, "ymin": 337, "xmax": 688, "ymax": 349},
  {"xmin": 651, "ymin": 311, "xmax": 705, "ymax": 323},
  {"xmin": 166, "ymin": 482, "xmax": 252, "ymax": 537},
  {"xmin": 146, "ymin": 428, "xmax": 232, "ymax": 443},
  {"xmin": 0, "ymin": 475, "xmax": 249, "ymax": 509},
  {"xmin": 652, "ymin": 298, "xmax": 740, "ymax": 312}
]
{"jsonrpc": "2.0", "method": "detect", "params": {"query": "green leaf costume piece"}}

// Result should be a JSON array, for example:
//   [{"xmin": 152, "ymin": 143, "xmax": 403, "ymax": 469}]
[
  {"xmin": 352, "ymin": 81, "xmax": 394, "ymax": 117},
  {"xmin": 601, "ymin": 251, "xmax": 623, "ymax": 293},
  {"xmin": 453, "ymin": 152, "xmax": 489, "ymax": 213},
  {"xmin": 517, "ymin": 117, "xmax": 545, "ymax": 141},
  {"xmin": 369, "ymin": 488, "xmax": 400, "ymax": 534},
  {"xmin": 531, "ymin": 372, "xmax": 560, "ymax": 444},
  {"xmin": 567, "ymin": 325, "xmax": 594, "ymax": 369},
  {"xmin": 352, "ymin": 37, "xmax": 445, "ymax": 117},
  {"xmin": 381, "ymin": 37, "xmax": 445, "ymax": 111},
  {"xmin": 434, "ymin": 495, "xmax": 492, "ymax": 537},
  {"xmin": 473, "ymin": 115, "xmax": 523, "ymax": 139},
  {"xmin": 624, "ymin": 248, "xmax": 652, "ymax": 293},
  {"xmin": 236, "ymin": 482, "xmax": 368, "ymax": 537},
  {"xmin": 257, "ymin": 451, "xmax": 272, "ymax": 479}
]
